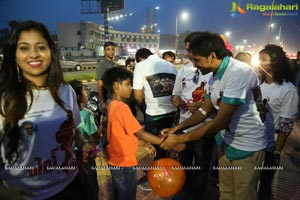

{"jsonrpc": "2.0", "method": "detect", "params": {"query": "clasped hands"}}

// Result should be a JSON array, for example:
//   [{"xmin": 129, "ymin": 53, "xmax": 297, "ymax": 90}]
[{"xmin": 159, "ymin": 127, "xmax": 185, "ymax": 151}]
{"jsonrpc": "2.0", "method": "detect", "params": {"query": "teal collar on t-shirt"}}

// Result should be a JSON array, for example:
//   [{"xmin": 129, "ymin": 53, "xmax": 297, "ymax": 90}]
[{"xmin": 214, "ymin": 56, "xmax": 230, "ymax": 80}]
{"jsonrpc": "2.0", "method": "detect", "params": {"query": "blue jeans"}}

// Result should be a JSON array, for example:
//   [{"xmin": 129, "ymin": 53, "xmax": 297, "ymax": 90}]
[
  {"xmin": 145, "ymin": 112, "xmax": 176, "ymax": 160},
  {"xmin": 109, "ymin": 165, "xmax": 137, "ymax": 200}
]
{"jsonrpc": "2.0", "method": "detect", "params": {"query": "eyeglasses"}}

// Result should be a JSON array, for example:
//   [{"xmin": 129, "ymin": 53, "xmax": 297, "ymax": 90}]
[{"xmin": 193, "ymin": 70, "xmax": 199, "ymax": 84}]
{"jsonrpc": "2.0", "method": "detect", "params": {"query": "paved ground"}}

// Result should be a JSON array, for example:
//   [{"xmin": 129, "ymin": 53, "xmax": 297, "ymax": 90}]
[
  {"xmin": 94, "ymin": 111, "xmax": 300, "ymax": 200},
  {"xmin": 272, "ymin": 120, "xmax": 300, "ymax": 200}
]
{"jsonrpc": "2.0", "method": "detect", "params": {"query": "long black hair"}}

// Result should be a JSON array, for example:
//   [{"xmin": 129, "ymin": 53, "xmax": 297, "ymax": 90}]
[
  {"xmin": 0, "ymin": 20, "xmax": 67, "ymax": 164},
  {"xmin": 259, "ymin": 44, "xmax": 293, "ymax": 84}
]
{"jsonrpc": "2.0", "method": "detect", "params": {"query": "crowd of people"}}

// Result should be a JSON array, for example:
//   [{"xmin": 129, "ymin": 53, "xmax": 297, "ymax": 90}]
[{"xmin": 0, "ymin": 20, "xmax": 300, "ymax": 200}]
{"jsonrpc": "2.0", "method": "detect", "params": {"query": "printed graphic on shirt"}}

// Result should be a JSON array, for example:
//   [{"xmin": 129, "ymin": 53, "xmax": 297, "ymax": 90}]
[
  {"xmin": 217, "ymin": 90, "xmax": 223, "ymax": 106},
  {"xmin": 180, "ymin": 81, "xmax": 207, "ymax": 111},
  {"xmin": 55, "ymin": 110, "xmax": 75, "ymax": 166},
  {"xmin": 192, "ymin": 82, "xmax": 206, "ymax": 103},
  {"xmin": 252, "ymin": 85, "xmax": 267, "ymax": 123},
  {"xmin": 146, "ymin": 73, "xmax": 176, "ymax": 98},
  {"xmin": 27, "ymin": 110, "xmax": 76, "ymax": 176},
  {"xmin": 21, "ymin": 121, "xmax": 34, "ymax": 136},
  {"xmin": 182, "ymin": 78, "xmax": 186, "ymax": 90},
  {"xmin": 261, "ymin": 97, "xmax": 270, "ymax": 123}
]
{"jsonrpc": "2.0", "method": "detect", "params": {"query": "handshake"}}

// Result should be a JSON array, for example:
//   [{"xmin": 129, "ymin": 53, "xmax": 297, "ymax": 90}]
[{"xmin": 159, "ymin": 127, "xmax": 186, "ymax": 151}]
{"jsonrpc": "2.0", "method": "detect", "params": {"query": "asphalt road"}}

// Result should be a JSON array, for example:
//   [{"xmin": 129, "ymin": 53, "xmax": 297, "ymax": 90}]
[{"xmin": 85, "ymin": 81, "xmax": 98, "ymax": 91}]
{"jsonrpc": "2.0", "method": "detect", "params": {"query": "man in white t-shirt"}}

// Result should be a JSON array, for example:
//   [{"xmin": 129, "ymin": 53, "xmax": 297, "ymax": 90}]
[
  {"xmin": 133, "ymin": 48, "xmax": 177, "ymax": 158},
  {"xmin": 160, "ymin": 32, "xmax": 266, "ymax": 200},
  {"xmin": 171, "ymin": 32, "xmax": 215, "ymax": 200},
  {"xmin": 133, "ymin": 48, "xmax": 177, "ymax": 191}
]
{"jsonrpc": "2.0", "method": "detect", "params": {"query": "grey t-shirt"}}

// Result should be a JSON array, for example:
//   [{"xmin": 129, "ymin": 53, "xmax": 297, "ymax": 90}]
[{"xmin": 96, "ymin": 58, "xmax": 116, "ymax": 80}]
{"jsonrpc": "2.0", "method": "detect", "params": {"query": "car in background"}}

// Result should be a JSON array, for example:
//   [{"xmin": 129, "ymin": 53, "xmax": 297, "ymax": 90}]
[
  {"xmin": 60, "ymin": 56, "xmax": 82, "ymax": 71},
  {"xmin": 59, "ymin": 56, "xmax": 99, "ymax": 71}
]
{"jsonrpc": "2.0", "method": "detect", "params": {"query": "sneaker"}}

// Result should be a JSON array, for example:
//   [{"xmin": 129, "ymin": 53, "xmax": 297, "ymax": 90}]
[{"xmin": 138, "ymin": 180, "xmax": 152, "ymax": 192}]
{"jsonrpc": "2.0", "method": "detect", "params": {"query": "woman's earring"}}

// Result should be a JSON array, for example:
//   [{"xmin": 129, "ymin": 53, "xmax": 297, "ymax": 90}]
[{"xmin": 16, "ymin": 64, "xmax": 21, "ymax": 82}]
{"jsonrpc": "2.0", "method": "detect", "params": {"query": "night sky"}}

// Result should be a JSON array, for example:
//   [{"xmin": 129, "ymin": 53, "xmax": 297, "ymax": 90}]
[{"xmin": 0, "ymin": 0, "xmax": 299, "ymax": 54}]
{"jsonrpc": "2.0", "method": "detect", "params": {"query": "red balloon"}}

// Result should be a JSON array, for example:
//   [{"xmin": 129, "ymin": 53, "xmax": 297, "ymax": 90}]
[{"xmin": 147, "ymin": 158, "xmax": 186, "ymax": 197}]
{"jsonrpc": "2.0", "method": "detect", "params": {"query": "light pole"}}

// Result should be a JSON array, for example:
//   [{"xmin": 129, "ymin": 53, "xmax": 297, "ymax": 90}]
[
  {"xmin": 268, "ymin": 23, "xmax": 274, "ymax": 44},
  {"xmin": 276, "ymin": 25, "xmax": 282, "ymax": 46},
  {"xmin": 175, "ymin": 17, "xmax": 178, "ymax": 55},
  {"xmin": 175, "ymin": 11, "xmax": 189, "ymax": 56},
  {"xmin": 267, "ymin": 0, "xmax": 275, "ymax": 44}
]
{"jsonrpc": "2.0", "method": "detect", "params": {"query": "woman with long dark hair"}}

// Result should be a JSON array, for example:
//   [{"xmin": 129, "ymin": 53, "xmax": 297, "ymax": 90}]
[
  {"xmin": 0, "ymin": 20, "xmax": 93, "ymax": 200},
  {"xmin": 257, "ymin": 44, "xmax": 299, "ymax": 200}
]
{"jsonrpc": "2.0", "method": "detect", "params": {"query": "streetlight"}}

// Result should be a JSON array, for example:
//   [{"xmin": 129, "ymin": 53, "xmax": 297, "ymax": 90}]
[
  {"xmin": 175, "ymin": 11, "xmax": 189, "ymax": 55},
  {"xmin": 108, "ymin": 12, "xmax": 133, "ymax": 21},
  {"xmin": 224, "ymin": 31, "xmax": 231, "ymax": 38},
  {"xmin": 267, "ymin": 0, "xmax": 276, "ymax": 44},
  {"xmin": 268, "ymin": 23, "xmax": 274, "ymax": 44}
]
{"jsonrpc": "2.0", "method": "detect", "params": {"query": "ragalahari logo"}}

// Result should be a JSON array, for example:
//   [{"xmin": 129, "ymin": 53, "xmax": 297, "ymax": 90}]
[{"xmin": 230, "ymin": 2, "xmax": 247, "ymax": 16}]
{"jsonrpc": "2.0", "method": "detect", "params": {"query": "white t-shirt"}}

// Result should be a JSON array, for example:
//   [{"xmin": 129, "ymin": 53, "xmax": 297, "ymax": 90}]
[
  {"xmin": 261, "ymin": 81, "xmax": 299, "ymax": 148},
  {"xmin": 172, "ymin": 61, "xmax": 212, "ymax": 132},
  {"xmin": 0, "ymin": 84, "xmax": 81, "ymax": 200},
  {"xmin": 133, "ymin": 54, "xmax": 177, "ymax": 116},
  {"xmin": 207, "ymin": 57, "xmax": 266, "ymax": 151}
]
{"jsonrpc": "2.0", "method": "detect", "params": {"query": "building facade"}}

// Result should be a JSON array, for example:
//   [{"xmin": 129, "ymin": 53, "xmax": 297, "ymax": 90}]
[{"xmin": 56, "ymin": 21, "xmax": 160, "ymax": 57}]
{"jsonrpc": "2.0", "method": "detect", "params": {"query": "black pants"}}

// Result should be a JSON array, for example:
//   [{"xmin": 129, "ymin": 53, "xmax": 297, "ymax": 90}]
[
  {"xmin": 45, "ymin": 159, "xmax": 99, "ymax": 200},
  {"xmin": 173, "ymin": 134, "xmax": 215, "ymax": 200},
  {"xmin": 257, "ymin": 151, "xmax": 277, "ymax": 200},
  {"xmin": 145, "ymin": 112, "xmax": 176, "ymax": 160}
]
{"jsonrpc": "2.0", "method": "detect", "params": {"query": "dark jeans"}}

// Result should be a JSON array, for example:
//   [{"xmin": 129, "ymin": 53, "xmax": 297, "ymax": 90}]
[
  {"xmin": 258, "ymin": 151, "xmax": 277, "ymax": 200},
  {"xmin": 44, "ymin": 166, "xmax": 98, "ymax": 200},
  {"xmin": 173, "ymin": 133, "xmax": 215, "ymax": 200},
  {"xmin": 44, "ymin": 158, "xmax": 98, "ymax": 200},
  {"xmin": 109, "ymin": 166, "xmax": 137, "ymax": 200},
  {"xmin": 79, "ymin": 158, "xmax": 99, "ymax": 200},
  {"xmin": 145, "ymin": 112, "xmax": 176, "ymax": 160},
  {"xmin": 74, "ymin": 150, "xmax": 99, "ymax": 200},
  {"xmin": 44, "ymin": 173, "xmax": 83, "ymax": 200}
]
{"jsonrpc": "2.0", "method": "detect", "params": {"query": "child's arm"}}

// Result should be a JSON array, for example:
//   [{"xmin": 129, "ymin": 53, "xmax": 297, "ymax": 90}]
[
  {"xmin": 138, "ymin": 140, "xmax": 156, "ymax": 157},
  {"xmin": 135, "ymin": 129, "xmax": 162, "ymax": 145},
  {"xmin": 135, "ymin": 129, "xmax": 186, "ymax": 152},
  {"xmin": 135, "ymin": 129, "xmax": 161, "ymax": 158}
]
